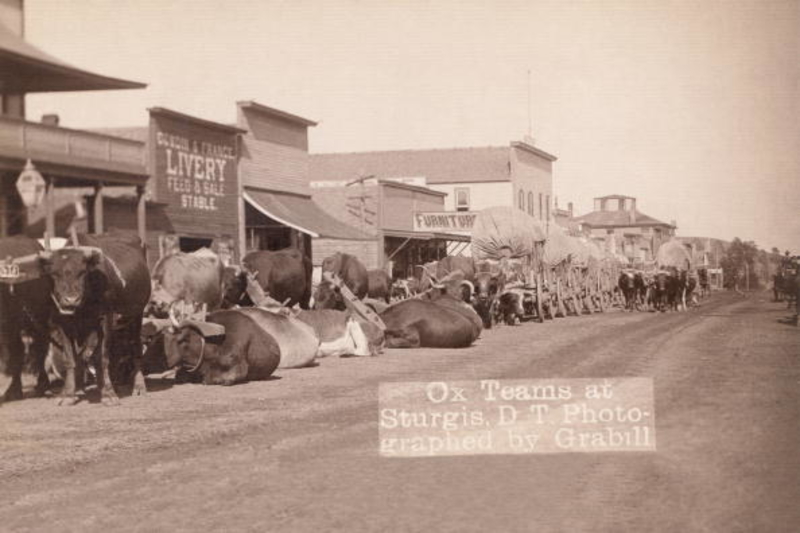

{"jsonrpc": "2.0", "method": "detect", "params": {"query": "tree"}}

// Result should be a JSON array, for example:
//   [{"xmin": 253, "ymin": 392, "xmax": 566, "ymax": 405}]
[{"xmin": 721, "ymin": 238, "xmax": 760, "ymax": 289}]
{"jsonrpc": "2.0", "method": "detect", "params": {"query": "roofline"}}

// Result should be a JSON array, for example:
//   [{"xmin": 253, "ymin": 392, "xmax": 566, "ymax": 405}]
[
  {"xmin": 378, "ymin": 179, "xmax": 447, "ymax": 196},
  {"xmin": 427, "ymin": 177, "xmax": 511, "ymax": 184},
  {"xmin": 148, "ymin": 107, "xmax": 247, "ymax": 134},
  {"xmin": 237, "ymin": 100, "xmax": 318, "ymax": 127},
  {"xmin": 311, "ymin": 145, "xmax": 511, "ymax": 157},
  {"xmin": 0, "ymin": 49, "xmax": 147, "ymax": 92},
  {"xmin": 510, "ymin": 141, "xmax": 558, "ymax": 162},
  {"xmin": 579, "ymin": 221, "xmax": 676, "ymax": 229},
  {"xmin": 594, "ymin": 194, "xmax": 635, "ymax": 200},
  {"xmin": 244, "ymin": 185, "xmax": 312, "ymax": 200}
]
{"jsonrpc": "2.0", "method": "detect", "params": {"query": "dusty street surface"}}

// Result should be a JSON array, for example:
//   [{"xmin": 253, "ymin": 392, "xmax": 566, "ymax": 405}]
[{"xmin": 1, "ymin": 292, "xmax": 798, "ymax": 532}]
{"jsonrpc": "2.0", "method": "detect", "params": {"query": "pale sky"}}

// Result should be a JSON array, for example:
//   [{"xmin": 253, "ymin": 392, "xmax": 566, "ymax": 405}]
[{"xmin": 23, "ymin": 0, "xmax": 800, "ymax": 252}]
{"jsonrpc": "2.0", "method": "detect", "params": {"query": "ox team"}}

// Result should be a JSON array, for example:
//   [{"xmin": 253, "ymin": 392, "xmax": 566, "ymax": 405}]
[{"xmin": 2, "ymin": 232, "xmax": 727, "ymax": 404}]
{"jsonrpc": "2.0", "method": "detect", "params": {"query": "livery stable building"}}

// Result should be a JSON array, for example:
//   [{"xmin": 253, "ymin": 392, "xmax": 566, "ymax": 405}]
[{"xmin": 91, "ymin": 102, "xmax": 370, "ymax": 268}]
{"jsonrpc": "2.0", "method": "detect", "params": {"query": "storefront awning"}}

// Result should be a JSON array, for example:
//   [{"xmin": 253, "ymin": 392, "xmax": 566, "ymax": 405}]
[
  {"xmin": 244, "ymin": 189, "xmax": 372, "ymax": 240},
  {"xmin": 432, "ymin": 232, "xmax": 471, "ymax": 243},
  {"xmin": 383, "ymin": 229, "xmax": 471, "ymax": 242},
  {"xmin": 384, "ymin": 229, "xmax": 434, "ymax": 240},
  {"xmin": 0, "ymin": 22, "xmax": 146, "ymax": 93}
]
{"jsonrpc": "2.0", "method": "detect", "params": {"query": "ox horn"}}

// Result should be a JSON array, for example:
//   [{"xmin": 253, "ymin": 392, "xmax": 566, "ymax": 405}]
[
  {"xmin": 460, "ymin": 279, "xmax": 475, "ymax": 295},
  {"xmin": 168, "ymin": 302, "xmax": 181, "ymax": 329}
]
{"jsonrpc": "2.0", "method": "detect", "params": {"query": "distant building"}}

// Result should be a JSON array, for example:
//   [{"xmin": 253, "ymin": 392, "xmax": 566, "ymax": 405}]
[
  {"xmin": 553, "ymin": 198, "xmax": 580, "ymax": 234},
  {"xmin": 575, "ymin": 194, "xmax": 675, "ymax": 263},
  {"xmin": 309, "ymin": 139, "xmax": 557, "ymax": 255}
]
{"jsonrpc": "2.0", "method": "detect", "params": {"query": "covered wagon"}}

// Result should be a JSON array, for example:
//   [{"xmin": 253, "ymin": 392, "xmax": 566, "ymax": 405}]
[{"xmin": 471, "ymin": 207, "xmax": 550, "ymax": 322}]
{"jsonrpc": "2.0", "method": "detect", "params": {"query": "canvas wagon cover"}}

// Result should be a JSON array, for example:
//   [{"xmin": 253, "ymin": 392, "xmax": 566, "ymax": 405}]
[
  {"xmin": 656, "ymin": 240, "xmax": 693, "ymax": 269},
  {"xmin": 542, "ymin": 223, "xmax": 574, "ymax": 266},
  {"xmin": 471, "ymin": 207, "xmax": 546, "ymax": 261}
]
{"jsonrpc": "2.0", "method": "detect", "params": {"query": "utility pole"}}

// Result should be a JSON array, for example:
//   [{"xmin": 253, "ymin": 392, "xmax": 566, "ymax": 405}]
[
  {"xmin": 345, "ymin": 174, "xmax": 376, "ymax": 235},
  {"xmin": 526, "ymin": 69, "xmax": 532, "ymax": 136}
]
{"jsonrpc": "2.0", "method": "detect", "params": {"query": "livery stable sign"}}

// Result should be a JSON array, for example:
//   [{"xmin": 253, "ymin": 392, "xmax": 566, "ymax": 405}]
[
  {"xmin": 413, "ymin": 211, "xmax": 477, "ymax": 232},
  {"xmin": 150, "ymin": 109, "xmax": 240, "ymax": 244}
]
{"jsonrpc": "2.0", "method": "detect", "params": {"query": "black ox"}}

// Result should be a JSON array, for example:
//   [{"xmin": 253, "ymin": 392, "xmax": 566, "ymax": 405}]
[
  {"xmin": 42, "ymin": 233, "xmax": 151, "ymax": 406},
  {"xmin": 0, "ymin": 236, "xmax": 53, "ymax": 402}
]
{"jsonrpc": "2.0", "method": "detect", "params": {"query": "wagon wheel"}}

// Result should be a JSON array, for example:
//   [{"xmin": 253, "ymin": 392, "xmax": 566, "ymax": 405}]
[
  {"xmin": 596, "ymin": 274, "xmax": 606, "ymax": 313},
  {"xmin": 556, "ymin": 277, "xmax": 567, "ymax": 318},
  {"xmin": 535, "ymin": 273, "xmax": 544, "ymax": 323}
]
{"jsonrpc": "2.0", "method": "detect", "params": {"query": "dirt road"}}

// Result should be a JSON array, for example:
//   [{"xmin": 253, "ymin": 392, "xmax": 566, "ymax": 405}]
[{"xmin": 1, "ymin": 292, "xmax": 798, "ymax": 532}]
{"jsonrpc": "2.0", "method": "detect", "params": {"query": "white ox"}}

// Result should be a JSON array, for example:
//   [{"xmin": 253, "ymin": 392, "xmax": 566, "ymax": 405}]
[{"xmin": 296, "ymin": 309, "xmax": 374, "ymax": 357}]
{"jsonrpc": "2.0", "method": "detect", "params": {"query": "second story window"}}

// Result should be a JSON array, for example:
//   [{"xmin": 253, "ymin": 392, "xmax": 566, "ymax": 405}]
[
  {"xmin": 454, "ymin": 187, "xmax": 470, "ymax": 212},
  {"xmin": 518, "ymin": 190, "xmax": 524, "ymax": 210},
  {"xmin": 528, "ymin": 192, "xmax": 534, "ymax": 216},
  {"xmin": 539, "ymin": 193, "xmax": 543, "ymax": 220}
]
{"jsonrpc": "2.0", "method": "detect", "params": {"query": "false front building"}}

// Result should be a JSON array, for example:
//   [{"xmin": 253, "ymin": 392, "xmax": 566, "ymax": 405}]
[{"xmin": 309, "ymin": 139, "xmax": 557, "ymax": 269}]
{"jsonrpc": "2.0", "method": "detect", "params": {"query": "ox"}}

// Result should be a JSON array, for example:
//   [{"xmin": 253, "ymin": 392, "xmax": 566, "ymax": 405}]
[
  {"xmin": 414, "ymin": 260, "xmax": 439, "ymax": 294},
  {"xmin": 618, "ymin": 271, "xmax": 637, "ymax": 311},
  {"xmin": 295, "ymin": 309, "xmax": 377, "ymax": 357},
  {"xmin": 380, "ymin": 297, "xmax": 480, "ymax": 349},
  {"xmin": 496, "ymin": 288, "xmax": 527, "ymax": 325},
  {"xmin": 419, "ymin": 291, "xmax": 483, "ymax": 338},
  {"xmin": 0, "ymin": 236, "xmax": 53, "ymax": 401},
  {"xmin": 148, "ymin": 248, "xmax": 231, "ymax": 316},
  {"xmin": 367, "ymin": 269, "xmax": 392, "ymax": 304},
  {"xmin": 472, "ymin": 266, "xmax": 506, "ymax": 328},
  {"xmin": 314, "ymin": 252, "xmax": 369, "ymax": 310},
  {"xmin": 437, "ymin": 256, "xmax": 475, "ymax": 281},
  {"xmin": 236, "ymin": 307, "xmax": 320, "ymax": 369},
  {"xmin": 241, "ymin": 248, "xmax": 312, "ymax": 309},
  {"xmin": 41, "ymin": 234, "xmax": 151, "ymax": 405},
  {"xmin": 168, "ymin": 310, "xmax": 281, "ymax": 386}
]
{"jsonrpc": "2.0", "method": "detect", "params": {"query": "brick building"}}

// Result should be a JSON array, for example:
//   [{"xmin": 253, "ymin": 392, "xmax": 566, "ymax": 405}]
[{"xmin": 574, "ymin": 194, "xmax": 675, "ymax": 264}]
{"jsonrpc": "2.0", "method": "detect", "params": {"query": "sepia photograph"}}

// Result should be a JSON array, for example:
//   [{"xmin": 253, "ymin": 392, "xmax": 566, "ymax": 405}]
[{"xmin": 0, "ymin": 0, "xmax": 798, "ymax": 531}]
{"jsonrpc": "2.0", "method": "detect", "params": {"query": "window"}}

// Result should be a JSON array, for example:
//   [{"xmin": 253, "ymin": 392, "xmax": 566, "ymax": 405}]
[
  {"xmin": 538, "ymin": 193, "xmax": 543, "ymax": 220},
  {"xmin": 518, "ymin": 190, "xmax": 524, "ymax": 210},
  {"xmin": 528, "ymin": 192, "xmax": 533, "ymax": 216},
  {"xmin": 546, "ymin": 195, "xmax": 550, "ymax": 221},
  {"xmin": 454, "ymin": 187, "xmax": 470, "ymax": 212}
]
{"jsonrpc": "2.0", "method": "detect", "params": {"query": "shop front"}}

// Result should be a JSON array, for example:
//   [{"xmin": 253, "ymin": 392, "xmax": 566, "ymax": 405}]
[
  {"xmin": 145, "ymin": 107, "xmax": 244, "ymax": 263},
  {"xmin": 311, "ymin": 178, "xmax": 471, "ymax": 276}
]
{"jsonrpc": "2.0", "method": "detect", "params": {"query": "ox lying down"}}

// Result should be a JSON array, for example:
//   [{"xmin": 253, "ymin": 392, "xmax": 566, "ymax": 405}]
[
  {"xmin": 380, "ymin": 293, "xmax": 482, "ymax": 349},
  {"xmin": 169, "ymin": 310, "xmax": 281, "ymax": 386},
  {"xmin": 296, "ymin": 309, "xmax": 381, "ymax": 357}
]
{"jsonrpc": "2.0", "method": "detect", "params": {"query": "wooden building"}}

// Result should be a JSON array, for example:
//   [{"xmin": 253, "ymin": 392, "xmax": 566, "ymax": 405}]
[
  {"xmin": 309, "ymin": 138, "xmax": 557, "ymax": 257},
  {"xmin": 0, "ymin": 0, "xmax": 148, "ymax": 242},
  {"xmin": 310, "ymin": 177, "xmax": 469, "ymax": 276},
  {"xmin": 91, "ymin": 101, "xmax": 370, "ymax": 266},
  {"xmin": 236, "ymin": 101, "xmax": 370, "ymax": 264}
]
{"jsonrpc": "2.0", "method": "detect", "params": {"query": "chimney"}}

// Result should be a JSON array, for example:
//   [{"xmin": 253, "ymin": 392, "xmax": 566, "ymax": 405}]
[
  {"xmin": 568, "ymin": 202, "xmax": 573, "ymax": 217},
  {"xmin": 41, "ymin": 114, "xmax": 60, "ymax": 127}
]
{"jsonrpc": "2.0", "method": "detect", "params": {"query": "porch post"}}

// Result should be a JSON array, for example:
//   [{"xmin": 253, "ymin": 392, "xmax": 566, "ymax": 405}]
[
  {"xmin": 45, "ymin": 176, "xmax": 56, "ymax": 244},
  {"xmin": 136, "ymin": 185, "xmax": 146, "ymax": 242},
  {"xmin": 93, "ymin": 183, "xmax": 104, "ymax": 234}
]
